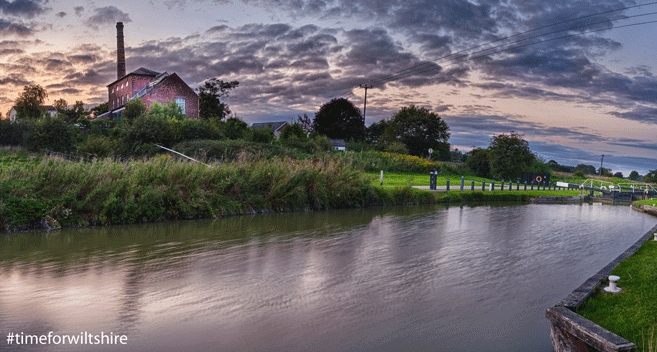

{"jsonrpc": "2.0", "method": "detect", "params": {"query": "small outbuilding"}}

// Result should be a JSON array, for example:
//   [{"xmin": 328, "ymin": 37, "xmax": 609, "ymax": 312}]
[{"xmin": 251, "ymin": 121, "xmax": 289, "ymax": 139}]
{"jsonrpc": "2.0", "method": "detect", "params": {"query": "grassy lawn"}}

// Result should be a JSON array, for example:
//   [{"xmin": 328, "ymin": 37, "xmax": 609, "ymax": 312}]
[
  {"xmin": 367, "ymin": 172, "xmax": 581, "ymax": 191},
  {"xmin": 367, "ymin": 172, "xmax": 518, "ymax": 187},
  {"xmin": 636, "ymin": 199, "xmax": 657, "ymax": 207},
  {"xmin": 576, "ymin": 239, "xmax": 657, "ymax": 351}
]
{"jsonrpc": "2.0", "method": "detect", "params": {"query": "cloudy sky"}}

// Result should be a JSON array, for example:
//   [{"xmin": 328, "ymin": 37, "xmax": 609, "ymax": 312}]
[{"xmin": 1, "ymin": 0, "xmax": 657, "ymax": 175}]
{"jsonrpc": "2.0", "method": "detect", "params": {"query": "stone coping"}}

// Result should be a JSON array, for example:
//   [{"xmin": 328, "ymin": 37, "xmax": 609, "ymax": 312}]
[
  {"xmin": 546, "ymin": 307, "xmax": 636, "ymax": 352},
  {"xmin": 546, "ymin": 221, "xmax": 657, "ymax": 351},
  {"xmin": 558, "ymin": 223, "xmax": 657, "ymax": 308}
]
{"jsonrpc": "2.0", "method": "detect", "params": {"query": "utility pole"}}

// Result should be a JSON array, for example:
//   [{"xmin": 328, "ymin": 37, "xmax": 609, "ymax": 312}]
[
  {"xmin": 599, "ymin": 154, "xmax": 605, "ymax": 177},
  {"xmin": 359, "ymin": 84, "xmax": 373, "ymax": 121}
]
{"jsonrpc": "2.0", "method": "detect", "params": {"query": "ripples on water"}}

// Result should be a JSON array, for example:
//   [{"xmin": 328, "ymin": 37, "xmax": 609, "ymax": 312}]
[{"xmin": 0, "ymin": 203, "xmax": 655, "ymax": 351}]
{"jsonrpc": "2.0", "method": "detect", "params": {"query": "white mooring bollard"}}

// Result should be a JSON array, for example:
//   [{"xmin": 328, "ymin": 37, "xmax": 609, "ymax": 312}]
[
  {"xmin": 654, "ymin": 232, "xmax": 657, "ymax": 241},
  {"xmin": 604, "ymin": 275, "xmax": 621, "ymax": 293}
]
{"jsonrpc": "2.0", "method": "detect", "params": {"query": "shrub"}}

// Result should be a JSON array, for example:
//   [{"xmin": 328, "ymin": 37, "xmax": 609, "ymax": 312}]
[
  {"xmin": 23, "ymin": 117, "xmax": 80, "ymax": 153},
  {"xmin": 251, "ymin": 127, "xmax": 275, "ymax": 144},
  {"xmin": 0, "ymin": 120, "xmax": 23, "ymax": 146}
]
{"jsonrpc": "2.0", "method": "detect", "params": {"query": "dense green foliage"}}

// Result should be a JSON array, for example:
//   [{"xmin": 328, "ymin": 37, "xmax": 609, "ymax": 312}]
[
  {"xmin": 0, "ymin": 150, "xmax": 459, "ymax": 232},
  {"xmin": 488, "ymin": 131, "xmax": 535, "ymax": 180},
  {"xmin": 644, "ymin": 170, "xmax": 657, "ymax": 183},
  {"xmin": 365, "ymin": 106, "xmax": 451, "ymax": 159},
  {"xmin": 122, "ymin": 98, "xmax": 148, "ymax": 124},
  {"xmin": 629, "ymin": 170, "xmax": 640, "ymax": 181},
  {"xmin": 313, "ymin": 98, "xmax": 364, "ymax": 141},
  {"xmin": 198, "ymin": 78, "xmax": 239, "ymax": 120},
  {"xmin": 384, "ymin": 105, "xmax": 450, "ymax": 158},
  {"xmin": 466, "ymin": 148, "xmax": 491, "ymax": 178},
  {"xmin": 280, "ymin": 123, "xmax": 307, "ymax": 141},
  {"xmin": 13, "ymin": 84, "xmax": 48, "ymax": 121}
]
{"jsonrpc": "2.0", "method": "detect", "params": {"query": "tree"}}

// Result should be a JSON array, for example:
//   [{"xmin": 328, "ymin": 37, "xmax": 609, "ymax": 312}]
[
  {"xmin": 643, "ymin": 170, "xmax": 657, "ymax": 183},
  {"xmin": 198, "ymin": 78, "xmax": 239, "ymax": 121},
  {"xmin": 251, "ymin": 126, "xmax": 275, "ymax": 143},
  {"xmin": 574, "ymin": 164, "xmax": 597, "ymax": 175},
  {"xmin": 123, "ymin": 98, "xmax": 147, "ymax": 124},
  {"xmin": 365, "ymin": 119, "xmax": 389, "ymax": 145},
  {"xmin": 487, "ymin": 131, "xmax": 535, "ymax": 180},
  {"xmin": 613, "ymin": 172, "xmax": 623, "ymax": 179},
  {"xmin": 53, "ymin": 99, "xmax": 88, "ymax": 122},
  {"xmin": 629, "ymin": 170, "xmax": 640, "ymax": 181},
  {"xmin": 280, "ymin": 123, "xmax": 307, "ymax": 141},
  {"xmin": 223, "ymin": 117, "xmax": 249, "ymax": 140},
  {"xmin": 312, "ymin": 98, "xmax": 364, "ymax": 141},
  {"xmin": 385, "ymin": 105, "xmax": 450, "ymax": 157},
  {"xmin": 14, "ymin": 84, "xmax": 48, "ymax": 120},
  {"xmin": 466, "ymin": 148, "xmax": 491, "ymax": 178},
  {"xmin": 296, "ymin": 114, "xmax": 313, "ymax": 133},
  {"xmin": 90, "ymin": 102, "xmax": 109, "ymax": 117}
]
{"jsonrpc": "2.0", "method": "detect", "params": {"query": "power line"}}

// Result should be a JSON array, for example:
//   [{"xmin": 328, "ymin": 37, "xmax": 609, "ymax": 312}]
[
  {"xmin": 362, "ymin": 1, "xmax": 657, "ymax": 88},
  {"xmin": 364, "ymin": 10, "xmax": 657, "ymax": 88},
  {"xmin": 328, "ymin": 2, "xmax": 657, "ymax": 101},
  {"xmin": 364, "ymin": 12, "xmax": 657, "ymax": 88}
]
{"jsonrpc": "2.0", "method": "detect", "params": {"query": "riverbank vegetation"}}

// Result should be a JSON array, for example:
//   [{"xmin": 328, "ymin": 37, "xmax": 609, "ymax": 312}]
[
  {"xmin": 0, "ymin": 147, "xmax": 566, "ymax": 233},
  {"xmin": 576, "ymin": 239, "xmax": 657, "ymax": 351}
]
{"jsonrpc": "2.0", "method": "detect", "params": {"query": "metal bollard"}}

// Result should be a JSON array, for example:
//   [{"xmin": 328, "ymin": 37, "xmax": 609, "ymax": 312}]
[
  {"xmin": 482, "ymin": 180, "xmax": 485, "ymax": 192},
  {"xmin": 501, "ymin": 179, "xmax": 505, "ymax": 190},
  {"xmin": 446, "ymin": 178, "xmax": 450, "ymax": 192},
  {"xmin": 429, "ymin": 169, "xmax": 437, "ymax": 191},
  {"xmin": 460, "ymin": 175, "xmax": 464, "ymax": 191},
  {"xmin": 471, "ymin": 180, "xmax": 475, "ymax": 191}
]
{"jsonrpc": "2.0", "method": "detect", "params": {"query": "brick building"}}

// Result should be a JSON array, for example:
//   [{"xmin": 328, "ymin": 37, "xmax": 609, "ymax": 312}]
[{"xmin": 97, "ymin": 22, "xmax": 198, "ymax": 120}]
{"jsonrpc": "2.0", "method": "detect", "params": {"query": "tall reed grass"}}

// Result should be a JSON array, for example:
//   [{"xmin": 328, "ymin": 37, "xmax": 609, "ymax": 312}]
[{"xmin": 0, "ymin": 153, "xmax": 441, "ymax": 231}]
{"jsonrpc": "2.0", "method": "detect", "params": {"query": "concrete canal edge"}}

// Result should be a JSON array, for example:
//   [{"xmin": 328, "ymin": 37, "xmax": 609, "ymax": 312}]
[
  {"xmin": 632, "ymin": 203, "xmax": 657, "ymax": 217},
  {"xmin": 546, "ymin": 222, "xmax": 657, "ymax": 352},
  {"xmin": 530, "ymin": 195, "xmax": 590, "ymax": 204}
]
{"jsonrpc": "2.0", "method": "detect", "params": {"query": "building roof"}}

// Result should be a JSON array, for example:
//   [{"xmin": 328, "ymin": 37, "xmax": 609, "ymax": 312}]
[
  {"xmin": 251, "ymin": 121, "xmax": 288, "ymax": 132},
  {"xmin": 328, "ymin": 139, "xmax": 347, "ymax": 147},
  {"xmin": 133, "ymin": 71, "xmax": 171, "ymax": 99},
  {"xmin": 107, "ymin": 67, "xmax": 161, "ymax": 87}
]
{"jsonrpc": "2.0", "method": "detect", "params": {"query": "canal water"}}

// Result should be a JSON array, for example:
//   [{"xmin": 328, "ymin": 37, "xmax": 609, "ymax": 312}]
[{"xmin": 0, "ymin": 203, "xmax": 655, "ymax": 351}]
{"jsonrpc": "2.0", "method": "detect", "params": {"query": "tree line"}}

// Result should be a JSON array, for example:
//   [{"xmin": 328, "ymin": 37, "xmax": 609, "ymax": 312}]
[{"xmin": 3, "ymin": 81, "xmax": 655, "ymax": 183}]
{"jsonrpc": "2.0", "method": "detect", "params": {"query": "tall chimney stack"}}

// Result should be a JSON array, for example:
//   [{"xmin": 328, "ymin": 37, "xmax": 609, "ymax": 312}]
[{"xmin": 116, "ymin": 22, "xmax": 126, "ymax": 79}]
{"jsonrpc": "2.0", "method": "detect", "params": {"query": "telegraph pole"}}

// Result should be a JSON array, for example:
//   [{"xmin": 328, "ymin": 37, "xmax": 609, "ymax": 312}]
[
  {"xmin": 599, "ymin": 154, "xmax": 605, "ymax": 176},
  {"xmin": 359, "ymin": 84, "xmax": 373, "ymax": 121}
]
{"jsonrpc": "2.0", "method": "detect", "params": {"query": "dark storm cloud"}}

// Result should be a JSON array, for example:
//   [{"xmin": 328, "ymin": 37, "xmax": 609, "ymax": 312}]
[
  {"xmin": 63, "ymin": 69, "xmax": 106, "ymax": 85},
  {"xmin": 84, "ymin": 6, "xmax": 131, "ymax": 29},
  {"xmin": 0, "ymin": 73, "xmax": 29, "ymax": 86},
  {"xmin": 609, "ymin": 106, "xmax": 657, "ymax": 124},
  {"xmin": 0, "ymin": 48, "xmax": 23, "ymax": 56},
  {"xmin": 74, "ymin": 6, "xmax": 83, "ymax": 16},
  {"xmin": 0, "ymin": 19, "xmax": 33, "ymax": 36},
  {"xmin": 0, "ymin": 0, "xmax": 48, "ymax": 18}
]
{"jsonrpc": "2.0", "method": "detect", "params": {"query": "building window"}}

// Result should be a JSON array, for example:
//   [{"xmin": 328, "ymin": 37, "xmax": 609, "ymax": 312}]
[{"xmin": 175, "ymin": 98, "xmax": 185, "ymax": 114}]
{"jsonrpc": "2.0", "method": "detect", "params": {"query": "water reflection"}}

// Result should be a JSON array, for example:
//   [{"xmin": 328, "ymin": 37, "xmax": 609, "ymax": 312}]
[{"xmin": 0, "ymin": 204, "xmax": 655, "ymax": 351}]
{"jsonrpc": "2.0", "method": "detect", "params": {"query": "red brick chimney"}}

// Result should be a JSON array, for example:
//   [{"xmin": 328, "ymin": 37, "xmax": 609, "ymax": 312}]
[{"xmin": 116, "ymin": 22, "xmax": 126, "ymax": 79}]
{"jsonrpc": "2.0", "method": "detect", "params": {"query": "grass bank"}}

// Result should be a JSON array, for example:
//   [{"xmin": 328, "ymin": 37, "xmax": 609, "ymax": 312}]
[
  {"xmin": 0, "ymin": 149, "xmax": 582, "ymax": 233},
  {"xmin": 576, "ymin": 238, "xmax": 657, "ymax": 351}
]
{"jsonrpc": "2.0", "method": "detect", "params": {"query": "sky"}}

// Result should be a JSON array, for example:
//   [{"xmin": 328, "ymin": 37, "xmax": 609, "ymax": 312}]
[{"xmin": 1, "ymin": 0, "xmax": 657, "ymax": 176}]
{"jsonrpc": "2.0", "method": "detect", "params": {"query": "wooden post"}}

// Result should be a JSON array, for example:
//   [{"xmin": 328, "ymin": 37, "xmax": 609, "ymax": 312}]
[
  {"xmin": 446, "ymin": 178, "xmax": 450, "ymax": 192},
  {"xmin": 471, "ymin": 180, "xmax": 475, "ymax": 191},
  {"xmin": 380, "ymin": 170, "xmax": 383, "ymax": 186},
  {"xmin": 460, "ymin": 175, "xmax": 464, "ymax": 191}
]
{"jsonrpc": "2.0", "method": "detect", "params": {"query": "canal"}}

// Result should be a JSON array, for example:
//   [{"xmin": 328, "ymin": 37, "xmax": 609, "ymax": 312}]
[{"xmin": 0, "ymin": 203, "xmax": 655, "ymax": 351}]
